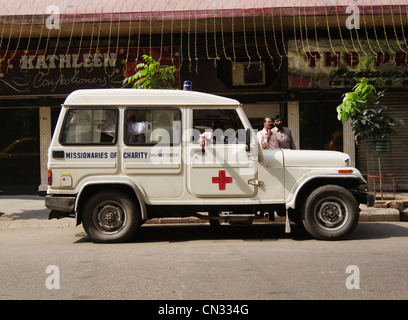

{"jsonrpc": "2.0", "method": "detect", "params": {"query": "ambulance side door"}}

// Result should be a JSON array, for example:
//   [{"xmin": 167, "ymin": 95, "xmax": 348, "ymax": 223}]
[
  {"xmin": 186, "ymin": 107, "xmax": 257, "ymax": 198},
  {"xmin": 121, "ymin": 107, "xmax": 183, "ymax": 199}
]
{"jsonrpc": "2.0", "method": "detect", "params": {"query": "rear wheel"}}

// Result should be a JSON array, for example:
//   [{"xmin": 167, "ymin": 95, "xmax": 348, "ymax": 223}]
[
  {"xmin": 82, "ymin": 190, "xmax": 140, "ymax": 243},
  {"xmin": 302, "ymin": 185, "xmax": 359, "ymax": 240}
]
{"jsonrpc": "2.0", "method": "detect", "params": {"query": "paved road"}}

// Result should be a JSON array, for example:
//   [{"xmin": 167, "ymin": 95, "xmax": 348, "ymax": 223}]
[{"xmin": 0, "ymin": 221, "xmax": 407, "ymax": 300}]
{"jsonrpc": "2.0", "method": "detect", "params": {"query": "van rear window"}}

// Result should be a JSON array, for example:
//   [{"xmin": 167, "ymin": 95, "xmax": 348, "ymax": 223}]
[{"xmin": 60, "ymin": 108, "xmax": 118, "ymax": 145}]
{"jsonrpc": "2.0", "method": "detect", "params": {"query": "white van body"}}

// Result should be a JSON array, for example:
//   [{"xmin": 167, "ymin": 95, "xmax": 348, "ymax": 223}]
[{"xmin": 46, "ymin": 89, "xmax": 373, "ymax": 242}]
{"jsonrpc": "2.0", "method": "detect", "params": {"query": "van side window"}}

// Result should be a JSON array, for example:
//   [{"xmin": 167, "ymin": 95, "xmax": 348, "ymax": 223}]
[
  {"xmin": 126, "ymin": 108, "xmax": 181, "ymax": 145},
  {"xmin": 193, "ymin": 109, "xmax": 245, "ymax": 144},
  {"xmin": 60, "ymin": 108, "xmax": 118, "ymax": 144}
]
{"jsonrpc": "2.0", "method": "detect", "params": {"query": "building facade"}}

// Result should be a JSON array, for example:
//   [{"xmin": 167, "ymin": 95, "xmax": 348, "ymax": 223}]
[{"xmin": 0, "ymin": 0, "xmax": 407, "ymax": 194}]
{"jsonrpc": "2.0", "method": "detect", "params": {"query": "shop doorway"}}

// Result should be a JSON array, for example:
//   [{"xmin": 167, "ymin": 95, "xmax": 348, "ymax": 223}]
[
  {"xmin": 0, "ymin": 108, "xmax": 40, "ymax": 194},
  {"xmin": 299, "ymin": 101, "xmax": 343, "ymax": 151},
  {"xmin": 51, "ymin": 107, "xmax": 61, "ymax": 132}
]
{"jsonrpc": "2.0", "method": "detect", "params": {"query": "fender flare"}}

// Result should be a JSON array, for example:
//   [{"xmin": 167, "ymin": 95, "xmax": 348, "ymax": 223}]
[
  {"xmin": 285, "ymin": 174, "xmax": 364, "ymax": 210},
  {"xmin": 75, "ymin": 181, "xmax": 148, "ymax": 224}
]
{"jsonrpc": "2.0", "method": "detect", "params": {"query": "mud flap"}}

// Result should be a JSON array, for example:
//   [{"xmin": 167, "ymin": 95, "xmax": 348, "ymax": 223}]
[{"xmin": 285, "ymin": 209, "xmax": 291, "ymax": 233}]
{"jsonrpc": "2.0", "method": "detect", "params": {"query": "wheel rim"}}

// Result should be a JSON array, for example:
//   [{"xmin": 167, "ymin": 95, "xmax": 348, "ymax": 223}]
[
  {"xmin": 313, "ymin": 197, "xmax": 349, "ymax": 231},
  {"xmin": 93, "ymin": 201, "xmax": 127, "ymax": 234}
]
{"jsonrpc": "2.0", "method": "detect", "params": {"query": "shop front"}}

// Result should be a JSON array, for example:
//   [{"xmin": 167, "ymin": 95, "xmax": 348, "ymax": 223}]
[{"xmin": 287, "ymin": 38, "xmax": 408, "ymax": 190}]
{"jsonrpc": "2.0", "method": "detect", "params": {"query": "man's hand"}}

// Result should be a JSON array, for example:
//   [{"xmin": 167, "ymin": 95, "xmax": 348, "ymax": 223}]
[{"xmin": 265, "ymin": 128, "xmax": 272, "ymax": 140}]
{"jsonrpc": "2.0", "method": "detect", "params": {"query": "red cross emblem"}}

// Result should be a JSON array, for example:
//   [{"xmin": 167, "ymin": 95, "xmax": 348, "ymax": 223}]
[{"xmin": 212, "ymin": 170, "xmax": 233, "ymax": 190}]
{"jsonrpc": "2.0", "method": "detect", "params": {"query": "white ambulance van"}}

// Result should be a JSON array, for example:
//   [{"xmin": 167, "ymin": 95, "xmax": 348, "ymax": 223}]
[{"xmin": 45, "ymin": 88, "xmax": 373, "ymax": 242}]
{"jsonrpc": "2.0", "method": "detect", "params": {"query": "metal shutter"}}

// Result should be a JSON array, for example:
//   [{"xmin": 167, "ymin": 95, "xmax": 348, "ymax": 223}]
[{"xmin": 356, "ymin": 91, "xmax": 408, "ymax": 191}]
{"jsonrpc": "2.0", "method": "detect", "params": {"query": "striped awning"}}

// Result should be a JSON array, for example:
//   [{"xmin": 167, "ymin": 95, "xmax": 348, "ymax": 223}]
[
  {"xmin": 1, "ymin": 0, "xmax": 407, "ymax": 22},
  {"xmin": 0, "ymin": 0, "xmax": 407, "ymax": 74}
]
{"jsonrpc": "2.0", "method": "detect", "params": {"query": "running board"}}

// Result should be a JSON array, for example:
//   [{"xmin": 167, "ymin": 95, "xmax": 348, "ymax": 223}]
[{"xmin": 192, "ymin": 212, "xmax": 265, "ymax": 221}]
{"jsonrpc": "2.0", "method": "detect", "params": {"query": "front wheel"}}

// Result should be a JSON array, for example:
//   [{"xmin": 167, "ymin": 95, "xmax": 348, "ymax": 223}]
[
  {"xmin": 302, "ymin": 185, "xmax": 359, "ymax": 240},
  {"xmin": 82, "ymin": 190, "xmax": 140, "ymax": 243}
]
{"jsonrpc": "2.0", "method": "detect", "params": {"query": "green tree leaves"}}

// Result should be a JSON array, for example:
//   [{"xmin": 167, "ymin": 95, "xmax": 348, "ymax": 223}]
[
  {"xmin": 123, "ymin": 55, "xmax": 176, "ymax": 89},
  {"xmin": 337, "ymin": 78, "xmax": 405, "ymax": 144}
]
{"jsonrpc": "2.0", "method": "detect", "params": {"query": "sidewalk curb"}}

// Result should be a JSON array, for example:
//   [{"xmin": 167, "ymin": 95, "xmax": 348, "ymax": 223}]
[{"xmin": 358, "ymin": 207, "xmax": 400, "ymax": 222}]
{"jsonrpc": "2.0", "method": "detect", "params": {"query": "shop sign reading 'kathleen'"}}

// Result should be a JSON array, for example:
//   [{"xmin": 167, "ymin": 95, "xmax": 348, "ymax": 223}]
[{"xmin": 0, "ymin": 47, "xmax": 179, "ymax": 96}]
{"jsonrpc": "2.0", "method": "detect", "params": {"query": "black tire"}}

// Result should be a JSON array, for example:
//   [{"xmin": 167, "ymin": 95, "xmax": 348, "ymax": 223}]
[
  {"xmin": 82, "ymin": 190, "xmax": 140, "ymax": 243},
  {"xmin": 302, "ymin": 185, "xmax": 359, "ymax": 240}
]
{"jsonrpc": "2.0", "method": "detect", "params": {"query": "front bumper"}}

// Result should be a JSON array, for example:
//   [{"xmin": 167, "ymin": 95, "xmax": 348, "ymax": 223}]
[{"xmin": 45, "ymin": 194, "xmax": 76, "ymax": 213}]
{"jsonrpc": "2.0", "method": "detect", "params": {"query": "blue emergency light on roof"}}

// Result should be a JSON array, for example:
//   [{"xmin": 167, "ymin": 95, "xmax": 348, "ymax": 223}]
[{"xmin": 183, "ymin": 80, "xmax": 192, "ymax": 91}]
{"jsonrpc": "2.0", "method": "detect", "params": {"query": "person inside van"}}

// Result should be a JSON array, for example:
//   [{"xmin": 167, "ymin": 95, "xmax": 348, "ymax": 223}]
[
  {"xmin": 198, "ymin": 120, "xmax": 225, "ymax": 148},
  {"xmin": 127, "ymin": 114, "xmax": 147, "ymax": 144}
]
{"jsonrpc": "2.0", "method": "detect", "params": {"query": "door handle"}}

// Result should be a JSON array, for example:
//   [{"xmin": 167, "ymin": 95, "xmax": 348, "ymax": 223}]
[{"xmin": 248, "ymin": 179, "xmax": 263, "ymax": 186}]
